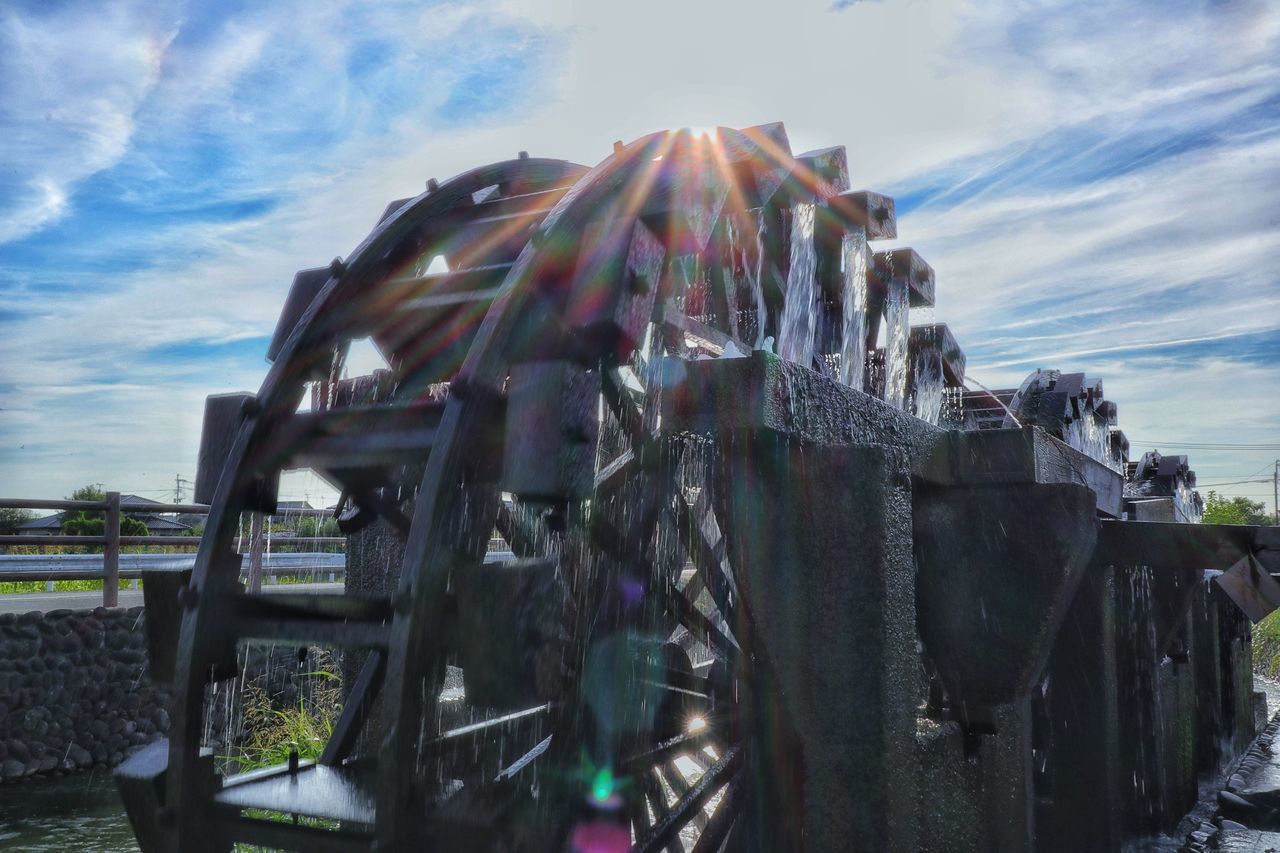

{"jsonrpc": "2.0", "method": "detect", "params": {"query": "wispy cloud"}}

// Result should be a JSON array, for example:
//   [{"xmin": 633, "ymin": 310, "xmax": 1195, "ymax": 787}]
[{"xmin": 0, "ymin": 1, "xmax": 178, "ymax": 242}]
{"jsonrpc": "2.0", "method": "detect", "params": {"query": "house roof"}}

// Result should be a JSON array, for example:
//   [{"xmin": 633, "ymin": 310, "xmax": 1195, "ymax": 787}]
[
  {"xmin": 133, "ymin": 515, "xmax": 193, "ymax": 531},
  {"xmin": 120, "ymin": 494, "xmax": 164, "ymax": 506},
  {"xmin": 18, "ymin": 515, "xmax": 62, "ymax": 530},
  {"xmin": 276, "ymin": 501, "xmax": 315, "ymax": 511}
]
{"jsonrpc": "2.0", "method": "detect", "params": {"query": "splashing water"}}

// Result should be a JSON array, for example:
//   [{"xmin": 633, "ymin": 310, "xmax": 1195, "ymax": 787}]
[
  {"xmin": 884, "ymin": 283, "xmax": 909, "ymax": 409},
  {"xmin": 912, "ymin": 349, "xmax": 945, "ymax": 425},
  {"xmin": 837, "ymin": 229, "xmax": 869, "ymax": 391},
  {"xmin": 778, "ymin": 203, "xmax": 818, "ymax": 368}
]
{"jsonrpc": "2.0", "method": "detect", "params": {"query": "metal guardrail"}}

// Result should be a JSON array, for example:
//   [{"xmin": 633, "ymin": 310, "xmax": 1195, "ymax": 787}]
[
  {"xmin": 0, "ymin": 495, "xmax": 346, "ymax": 605},
  {"xmin": 0, "ymin": 552, "xmax": 346, "ymax": 584}
]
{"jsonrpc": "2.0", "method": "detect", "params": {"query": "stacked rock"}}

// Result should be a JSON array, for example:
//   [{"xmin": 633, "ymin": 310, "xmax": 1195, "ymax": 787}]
[{"xmin": 0, "ymin": 606, "xmax": 170, "ymax": 782}]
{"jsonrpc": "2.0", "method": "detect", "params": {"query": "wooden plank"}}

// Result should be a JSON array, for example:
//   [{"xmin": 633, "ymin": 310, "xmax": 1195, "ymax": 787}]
[
  {"xmin": 826, "ymin": 189, "xmax": 896, "ymax": 240},
  {"xmin": 0, "ymin": 498, "xmax": 109, "ymax": 511},
  {"xmin": 195, "ymin": 393, "xmax": 254, "ymax": 506},
  {"xmin": 872, "ymin": 247, "xmax": 934, "ymax": 308},
  {"xmin": 234, "ymin": 616, "xmax": 390, "ymax": 649},
  {"xmin": 270, "ymin": 400, "xmax": 445, "ymax": 474},
  {"xmin": 267, "ymin": 267, "xmax": 331, "ymax": 363},
  {"xmin": 214, "ymin": 762, "xmax": 376, "ymax": 825}
]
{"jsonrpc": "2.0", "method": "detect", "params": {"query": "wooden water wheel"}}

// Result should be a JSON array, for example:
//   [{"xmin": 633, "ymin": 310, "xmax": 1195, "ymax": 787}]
[{"xmin": 142, "ymin": 123, "xmax": 900, "ymax": 852}]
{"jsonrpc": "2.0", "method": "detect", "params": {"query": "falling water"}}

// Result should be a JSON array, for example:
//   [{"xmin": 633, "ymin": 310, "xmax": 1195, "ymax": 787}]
[
  {"xmin": 884, "ymin": 283, "xmax": 909, "ymax": 409},
  {"xmin": 940, "ymin": 387, "xmax": 965, "ymax": 429},
  {"xmin": 778, "ymin": 204, "xmax": 818, "ymax": 368},
  {"xmin": 837, "ymin": 229, "xmax": 869, "ymax": 391},
  {"xmin": 724, "ymin": 214, "xmax": 767, "ymax": 349},
  {"xmin": 1065, "ymin": 412, "xmax": 1113, "ymax": 470},
  {"xmin": 1117, "ymin": 565, "xmax": 1168, "ymax": 828},
  {"xmin": 750, "ymin": 213, "xmax": 768, "ymax": 350},
  {"xmin": 1174, "ymin": 477, "xmax": 1202, "ymax": 524},
  {"xmin": 912, "ymin": 350, "xmax": 945, "ymax": 426}
]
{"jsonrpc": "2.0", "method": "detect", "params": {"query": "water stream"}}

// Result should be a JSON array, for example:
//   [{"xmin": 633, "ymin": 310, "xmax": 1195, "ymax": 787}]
[
  {"xmin": 1065, "ymin": 410, "xmax": 1114, "ymax": 471},
  {"xmin": 884, "ymin": 282, "xmax": 909, "ymax": 410},
  {"xmin": 778, "ymin": 203, "xmax": 817, "ymax": 369},
  {"xmin": 837, "ymin": 229, "xmax": 869, "ymax": 391},
  {"xmin": 912, "ymin": 349, "xmax": 945, "ymax": 426}
]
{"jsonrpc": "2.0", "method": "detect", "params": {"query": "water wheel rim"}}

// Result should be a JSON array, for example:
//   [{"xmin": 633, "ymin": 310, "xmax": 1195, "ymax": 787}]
[{"xmin": 167, "ymin": 155, "xmax": 589, "ymax": 844}]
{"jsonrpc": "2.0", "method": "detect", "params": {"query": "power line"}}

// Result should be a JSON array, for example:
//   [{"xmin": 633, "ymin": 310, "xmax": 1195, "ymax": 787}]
[{"xmin": 1126, "ymin": 439, "xmax": 1280, "ymax": 449}]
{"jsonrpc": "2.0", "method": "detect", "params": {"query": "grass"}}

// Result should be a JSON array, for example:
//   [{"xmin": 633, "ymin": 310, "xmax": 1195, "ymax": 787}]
[
  {"xmin": 225, "ymin": 653, "xmax": 344, "ymax": 848},
  {"xmin": 1255, "ymin": 610, "xmax": 1280, "ymax": 679},
  {"xmin": 0, "ymin": 579, "xmax": 114, "ymax": 594},
  {"xmin": 232, "ymin": 673, "xmax": 339, "ymax": 772},
  {"xmin": 0, "ymin": 575, "xmax": 335, "ymax": 595}
]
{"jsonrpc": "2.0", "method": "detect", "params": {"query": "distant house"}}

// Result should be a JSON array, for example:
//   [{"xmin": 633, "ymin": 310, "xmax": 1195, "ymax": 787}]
[
  {"xmin": 266, "ymin": 500, "xmax": 316, "ymax": 538},
  {"xmin": 14, "ymin": 515, "xmax": 63, "ymax": 536},
  {"xmin": 17, "ymin": 494, "xmax": 193, "ymax": 536}
]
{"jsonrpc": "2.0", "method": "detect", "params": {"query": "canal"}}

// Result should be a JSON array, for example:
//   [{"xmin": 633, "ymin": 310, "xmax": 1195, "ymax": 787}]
[{"xmin": 0, "ymin": 771, "xmax": 136, "ymax": 851}]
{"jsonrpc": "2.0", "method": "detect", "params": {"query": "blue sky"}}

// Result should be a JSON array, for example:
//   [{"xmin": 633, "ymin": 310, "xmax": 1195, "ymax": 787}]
[{"xmin": 0, "ymin": 0, "xmax": 1277, "ymax": 508}]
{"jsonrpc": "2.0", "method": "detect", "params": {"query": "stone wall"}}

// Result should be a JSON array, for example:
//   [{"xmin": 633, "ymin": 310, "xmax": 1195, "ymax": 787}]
[{"xmin": 0, "ymin": 606, "xmax": 170, "ymax": 783}]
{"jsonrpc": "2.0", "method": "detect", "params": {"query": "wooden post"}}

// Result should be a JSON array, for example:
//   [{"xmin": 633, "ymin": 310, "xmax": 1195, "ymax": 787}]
[
  {"xmin": 247, "ymin": 512, "xmax": 265, "ymax": 593},
  {"xmin": 103, "ymin": 491, "xmax": 121, "ymax": 607}
]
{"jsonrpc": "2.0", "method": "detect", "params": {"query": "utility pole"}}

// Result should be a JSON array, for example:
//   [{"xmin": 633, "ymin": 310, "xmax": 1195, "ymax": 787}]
[
  {"xmin": 173, "ymin": 474, "xmax": 191, "ymax": 504},
  {"xmin": 1274, "ymin": 459, "xmax": 1278, "ymax": 524}
]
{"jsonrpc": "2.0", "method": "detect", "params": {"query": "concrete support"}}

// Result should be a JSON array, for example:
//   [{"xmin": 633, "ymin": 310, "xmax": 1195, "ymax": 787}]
[
  {"xmin": 715, "ymin": 440, "xmax": 919, "ymax": 851},
  {"xmin": 1034, "ymin": 566, "xmax": 1121, "ymax": 853}
]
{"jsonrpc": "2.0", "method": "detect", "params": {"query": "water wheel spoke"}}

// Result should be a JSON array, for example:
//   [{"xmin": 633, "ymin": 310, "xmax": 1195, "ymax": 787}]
[
  {"xmin": 632, "ymin": 746, "xmax": 741, "ymax": 853},
  {"xmin": 493, "ymin": 734, "xmax": 553, "ymax": 782},
  {"xmin": 621, "ymin": 724, "xmax": 721, "ymax": 774},
  {"xmin": 602, "ymin": 365, "xmax": 654, "ymax": 455},
  {"xmin": 595, "ymin": 447, "xmax": 636, "ymax": 497},
  {"xmin": 688, "ymin": 773, "xmax": 740, "ymax": 853},
  {"xmin": 320, "ymin": 651, "xmax": 386, "ymax": 767},
  {"xmin": 424, "ymin": 703, "xmax": 555, "ymax": 759},
  {"xmin": 639, "ymin": 770, "xmax": 683, "ymax": 853},
  {"xmin": 688, "ymin": 487, "xmax": 739, "ymax": 600},
  {"xmin": 628, "ymin": 787, "xmax": 654, "ymax": 838},
  {"xmin": 667, "ymin": 578, "xmax": 736, "ymax": 662},
  {"xmin": 494, "ymin": 500, "xmax": 541, "ymax": 557},
  {"xmin": 656, "ymin": 762, "xmax": 708, "ymax": 833}
]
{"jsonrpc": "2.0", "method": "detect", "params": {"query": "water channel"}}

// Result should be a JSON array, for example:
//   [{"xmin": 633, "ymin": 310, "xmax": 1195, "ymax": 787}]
[{"xmin": 0, "ymin": 769, "xmax": 137, "ymax": 851}]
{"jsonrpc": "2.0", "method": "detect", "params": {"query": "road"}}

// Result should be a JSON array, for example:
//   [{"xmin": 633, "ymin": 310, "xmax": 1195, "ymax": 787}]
[{"xmin": 0, "ymin": 581, "xmax": 344, "ymax": 615}]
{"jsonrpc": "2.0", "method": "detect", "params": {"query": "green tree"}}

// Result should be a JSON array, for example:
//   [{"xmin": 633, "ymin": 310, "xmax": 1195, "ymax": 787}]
[
  {"xmin": 62, "ymin": 514, "xmax": 148, "ymax": 537},
  {"xmin": 60, "ymin": 485, "xmax": 148, "ymax": 550},
  {"xmin": 65, "ymin": 484, "xmax": 108, "ymax": 524},
  {"xmin": 0, "ymin": 507, "xmax": 35, "ymax": 535},
  {"xmin": 1202, "ymin": 490, "xmax": 1271, "ymax": 526},
  {"xmin": 294, "ymin": 516, "xmax": 341, "ymax": 552}
]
